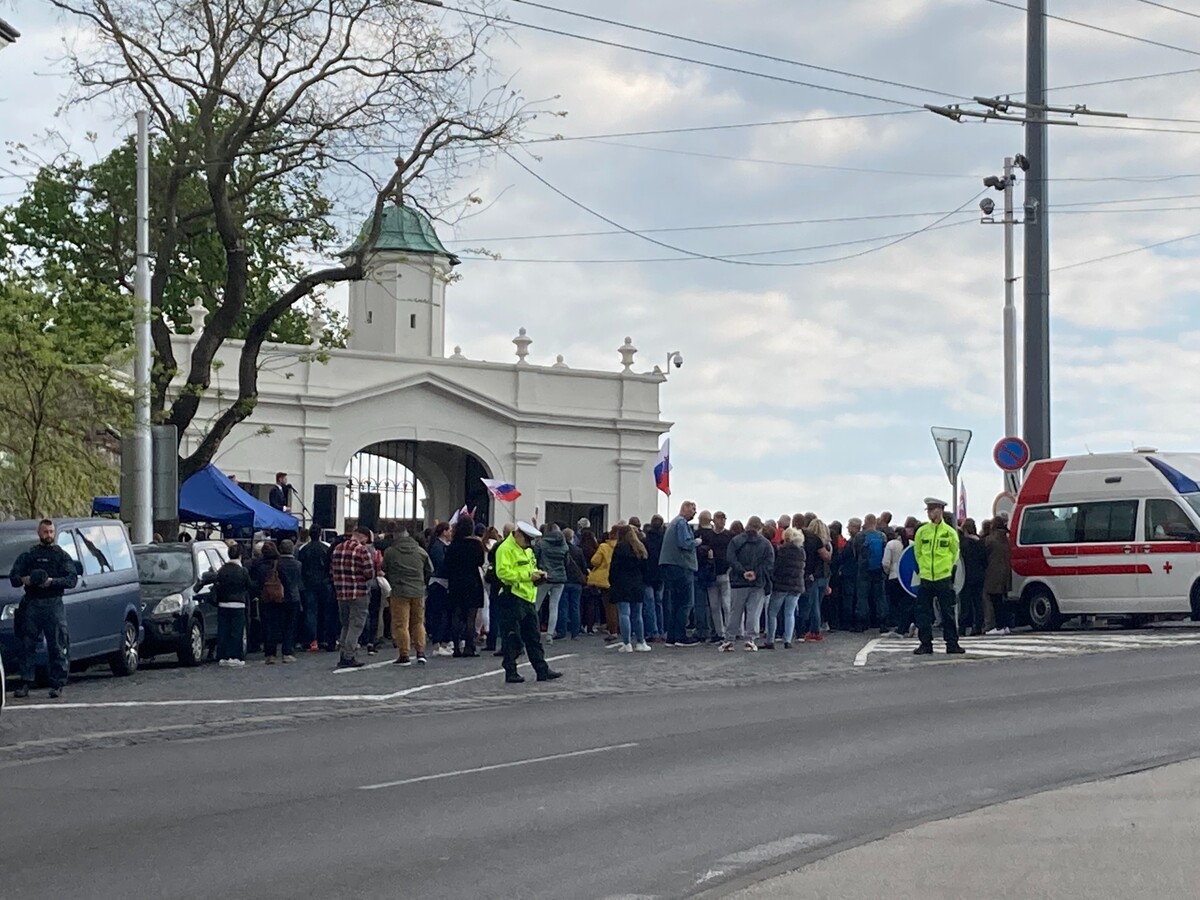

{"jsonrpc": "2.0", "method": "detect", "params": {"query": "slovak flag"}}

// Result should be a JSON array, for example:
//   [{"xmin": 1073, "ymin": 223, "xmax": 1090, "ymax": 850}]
[
  {"xmin": 654, "ymin": 439, "xmax": 671, "ymax": 496},
  {"xmin": 481, "ymin": 478, "xmax": 521, "ymax": 502}
]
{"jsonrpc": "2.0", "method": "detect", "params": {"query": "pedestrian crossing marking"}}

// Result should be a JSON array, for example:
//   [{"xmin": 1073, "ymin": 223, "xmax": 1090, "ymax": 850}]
[{"xmin": 853, "ymin": 631, "xmax": 1200, "ymax": 666}]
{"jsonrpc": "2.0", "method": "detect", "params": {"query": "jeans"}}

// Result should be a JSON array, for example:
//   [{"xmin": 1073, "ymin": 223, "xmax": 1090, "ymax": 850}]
[
  {"xmin": 426, "ymin": 582, "xmax": 451, "ymax": 645},
  {"xmin": 767, "ymin": 592, "xmax": 801, "ymax": 643},
  {"xmin": 661, "ymin": 565, "xmax": 695, "ymax": 643},
  {"xmin": 618, "ymin": 601, "xmax": 646, "ymax": 645},
  {"xmin": 359, "ymin": 585, "xmax": 383, "ymax": 648},
  {"xmin": 389, "ymin": 595, "xmax": 426, "ymax": 656},
  {"xmin": 693, "ymin": 576, "xmax": 713, "ymax": 637},
  {"xmin": 708, "ymin": 573, "xmax": 731, "ymax": 640},
  {"xmin": 726, "ymin": 586, "xmax": 766, "ymax": 642},
  {"xmin": 338, "ymin": 595, "xmax": 371, "ymax": 661},
  {"xmin": 555, "ymin": 584, "xmax": 583, "ymax": 638},
  {"xmin": 498, "ymin": 591, "xmax": 551, "ymax": 677},
  {"xmin": 639, "ymin": 585, "xmax": 660, "ymax": 638},
  {"xmin": 856, "ymin": 570, "xmax": 888, "ymax": 630},
  {"xmin": 298, "ymin": 582, "xmax": 321, "ymax": 645},
  {"xmin": 650, "ymin": 584, "xmax": 666, "ymax": 637},
  {"xmin": 216, "ymin": 606, "xmax": 246, "ymax": 661},
  {"xmin": 807, "ymin": 578, "xmax": 828, "ymax": 635},
  {"xmin": 17, "ymin": 596, "xmax": 69, "ymax": 688},
  {"xmin": 916, "ymin": 577, "xmax": 960, "ymax": 649},
  {"xmin": 312, "ymin": 581, "xmax": 338, "ymax": 648},
  {"xmin": 262, "ymin": 601, "xmax": 298, "ymax": 657},
  {"xmin": 536, "ymin": 582, "xmax": 565, "ymax": 637}
]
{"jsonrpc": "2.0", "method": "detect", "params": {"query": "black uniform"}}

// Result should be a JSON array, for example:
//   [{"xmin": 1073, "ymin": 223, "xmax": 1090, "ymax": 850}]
[{"xmin": 8, "ymin": 539, "xmax": 78, "ymax": 689}]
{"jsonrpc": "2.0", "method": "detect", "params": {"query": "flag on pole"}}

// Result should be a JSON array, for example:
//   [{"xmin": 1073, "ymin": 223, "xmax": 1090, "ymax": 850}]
[
  {"xmin": 654, "ymin": 439, "xmax": 671, "ymax": 496},
  {"xmin": 958, "ymin": 481, "xmax": 968, "ymax": 525},
  {"xmin": 481, "ymin": 478, "xmax": 521, "ymax": 502},
  {"xmin": 448, "ymin": 504, "xmax": 469, "ymax": 527}
]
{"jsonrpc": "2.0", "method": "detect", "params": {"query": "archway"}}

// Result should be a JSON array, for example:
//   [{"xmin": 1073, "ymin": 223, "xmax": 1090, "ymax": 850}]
[{"xmin": 344, "ymin": 439, "xmax": 494, "ymax": 532}]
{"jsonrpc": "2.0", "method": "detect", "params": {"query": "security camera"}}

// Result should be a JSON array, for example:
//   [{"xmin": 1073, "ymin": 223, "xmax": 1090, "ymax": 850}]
[
  {"xmin": 979, "ymin": 197, "xmax": 995, "ymax": 216},
  {"xmin": 668, "ymin": 351, "xmax": 683, "ymax": 369},
  {"xmin": 1014, "ymin": 153, "xmax": 1030, "ymax": 172},
  {"xmin": 983, "ymin": 175, "xmax": 1004, "ymax": 190}
]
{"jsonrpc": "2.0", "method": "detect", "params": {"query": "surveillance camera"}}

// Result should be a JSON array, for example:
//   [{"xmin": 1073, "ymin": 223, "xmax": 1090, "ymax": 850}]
[
  {"xmin": 979, "ymin": 197, "xmax": 995, "ymax": 216},
  {"xmin": 983, "ymin": 175, "xmax": 1004, "ymax": 190},
  {"xmin": 673, "ymin": 352, "xmax": 683, "ymax": 369},
  {"xmin": 1014, "ymin": 153, "xmax": 1030, "ymax": 172}
]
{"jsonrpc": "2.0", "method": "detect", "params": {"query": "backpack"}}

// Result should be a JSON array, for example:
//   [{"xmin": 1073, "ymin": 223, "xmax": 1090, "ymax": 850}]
[
  {"xmin": 863, "ymin": 531, "xmax": 886, "ymax": 572},
  {"xmin": 261, "ymin": 561, "xmax": 285, "ymax": 603}
]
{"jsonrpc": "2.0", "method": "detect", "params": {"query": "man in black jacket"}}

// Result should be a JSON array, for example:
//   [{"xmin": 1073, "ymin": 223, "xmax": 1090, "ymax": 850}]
[{"xmin": 8, "ymin": 519, "xmax": 78, "ymax": 698}]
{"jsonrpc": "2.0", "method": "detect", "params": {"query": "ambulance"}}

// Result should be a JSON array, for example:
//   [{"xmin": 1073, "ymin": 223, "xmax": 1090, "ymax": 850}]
[{"xmin": 1010, "ymin": 450, "xmax": 1200, "ymax": 630}]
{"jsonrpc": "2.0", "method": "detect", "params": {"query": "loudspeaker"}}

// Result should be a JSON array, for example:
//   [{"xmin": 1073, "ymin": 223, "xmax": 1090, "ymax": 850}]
[
  {"xmin": 358, "ymin": 492, "xmax": 381, "ymax": 531},
  {"xmin": 312, "ymin": 484, "xmax": 338, "ymax": 530}
]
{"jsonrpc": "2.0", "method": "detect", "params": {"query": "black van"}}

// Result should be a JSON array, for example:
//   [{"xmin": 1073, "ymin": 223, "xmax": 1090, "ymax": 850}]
[{"xmin": 0, "ymin": 518, "xmax": 143, "ymax": 680}]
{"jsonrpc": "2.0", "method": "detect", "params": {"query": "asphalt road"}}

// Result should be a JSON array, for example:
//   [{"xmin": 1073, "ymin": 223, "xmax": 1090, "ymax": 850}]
[{"xmin": 4, "ymin": 646, "xmax": 1200, "ymax": 900}]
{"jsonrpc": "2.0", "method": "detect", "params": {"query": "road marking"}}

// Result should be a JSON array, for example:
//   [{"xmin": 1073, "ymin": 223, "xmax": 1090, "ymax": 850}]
[
  {"xmin": 332, "ymin": 658, "xmax": 397, "ymax": 674},
  {"xmin": 5, "ymin": 655, "xmax": 574, "ymax": 711},
  {"xmin": 695, "ymin": 833, "xmax": 835, "ymax": 886},
  {"xmin": 0, "ymin": 756, "xmax": 68, "ymax": 770},
  {"xmin": 176, "ymin": 727, "xmax": 296, "ymax": 744},
  {"xmin": 855, "ymin": 632, "xmax": 1200, "ymax": 666},
  {"xmin": 357, "ymin": 741, "xmax": 639, "ymax": 791}
]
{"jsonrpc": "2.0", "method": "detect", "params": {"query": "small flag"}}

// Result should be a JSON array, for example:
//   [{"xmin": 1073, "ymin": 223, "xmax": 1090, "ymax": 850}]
[
  {"xmin": 481, "ymin": 478, "xmax": 521, "ymax": 502},
  {"xmin": 958, "ymin": 481, "xmax": 968, "ymax": 525},
  {"xmin": 654, "ymin": 439, "xmax": 671, "ymax": 496},
  {"xmin": 448, "ymin": 504, "xmax": 469, "ymax": 527}
]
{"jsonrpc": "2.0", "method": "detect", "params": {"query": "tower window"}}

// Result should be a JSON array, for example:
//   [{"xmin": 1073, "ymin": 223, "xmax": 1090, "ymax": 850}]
[
  {"xmin": 410, "ymin": 314, "xmax": 417, "ymax": 329},
  {"xmin": 366, "ymin": 311, "xmax": 373, "ymax": 324}
]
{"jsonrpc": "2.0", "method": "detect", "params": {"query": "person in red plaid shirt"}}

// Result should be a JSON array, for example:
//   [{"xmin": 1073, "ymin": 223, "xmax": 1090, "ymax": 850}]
[{"xmin": 330, "ymin": 526, "xmax": 378, "ymax": 669}]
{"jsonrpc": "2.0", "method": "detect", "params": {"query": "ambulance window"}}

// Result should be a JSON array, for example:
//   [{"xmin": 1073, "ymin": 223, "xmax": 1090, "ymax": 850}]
[
  {"xmin": 1019, "ymin": 506, "xmax": 1078, "ymax": 544},
  {"xmin": 1077, "ymin": 500, "xmax": 1137, "ymax": 543},
  {"xmin": 1146, "ymin": 499, "xmax": 1199, "ymax": 541}
]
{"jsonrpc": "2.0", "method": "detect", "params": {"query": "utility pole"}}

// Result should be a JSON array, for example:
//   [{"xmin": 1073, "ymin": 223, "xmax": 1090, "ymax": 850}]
[
  {"xmin": 1023, "ymin": 0, "xmax": 1051, "ymax": 461},
  {"xmin": 132, "ymin": 111, "xmax": 153, "ymax": 544}
]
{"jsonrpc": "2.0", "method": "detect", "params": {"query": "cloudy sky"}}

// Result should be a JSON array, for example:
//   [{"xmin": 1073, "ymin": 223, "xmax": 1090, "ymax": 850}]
[{"xmin": 5, "ymin": 0, "xmax": 1200, "ymax": 523}]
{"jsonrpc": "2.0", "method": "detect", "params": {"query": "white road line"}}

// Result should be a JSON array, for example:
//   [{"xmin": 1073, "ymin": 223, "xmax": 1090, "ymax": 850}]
[
  {"xmin": 332, "ymin": 658, "xmax": 397, "ymax": 675},
  {"xmin": 853, "ymin": 637, "xmax": 882, "ymax": 667},
  {"xmin": 357, "ymin": 741, "xmax": 638, "ymax": 791},
  {"xmin": 5, "ymin": 654, "xmax": 575, "ymax": 711},
  {"xmin": 716, "ymin": 833, "xmax": 835, "ymax": 866},
  {"xmin": 855, "ymin": 631, "xmax": 1200, "ymax": 665}
]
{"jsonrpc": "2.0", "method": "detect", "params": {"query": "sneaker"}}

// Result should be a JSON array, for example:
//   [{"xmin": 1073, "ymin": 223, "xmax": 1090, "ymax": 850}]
[
  {"xmin": 416, "ymin": 654, "xmax": 427, "ymax": 665},
  {"xmin": 946, "ymin": 645, "xmax": 966, "ymax": 655},
  {"xmin": 760, "ymin": 642, "xmax": 775, "ymax": 650},
  {"xmin": 536, "ymin": 670, "xmax": 563, "ymax": 682},
  {"xmin": 367, "ymin": 644, "xmax": 378, "ymax": 656},
  {"xmin": 718, "ymin": 641, "xmax": 734, "ymax": 652},
  {"xmin": 264, "ymin": 656, "xmax": 276, "ymax": 665},
  {"xmin": 664, "ymin": 640, "xmax": 677, "ymax": 647},
  {"xmin": 336, "ymin": 658, "xmax": 364, "ymax": 669},
  {"xmin": 49, "ymin": 687, "xmax": 63, "ymax": 699},
  {"xmin": 435, "ymin": 646, "xmax": 454, "ymax": 657},
  {"xmin": 913, "ymin": 644, "xmax": 934, "ymax": 656},
  {"xmin": 634, "ymin": 642, "xmax": 652, "ymax": 652},
  {"xmin": 228, "ymin": 659, "xmax": 246, "ymax": 668},
  {"xmin": 1002, "ymin": 627, "xmax": 1012, "ymax": 635},
  {"xmin": 394, "ymin": 656, "xmax": 412, "ymax": 666},
  {"xmin": 13, "ymin": 685, "xmax": 29, "ymax": 699},
  {"xmin": 218, "ymin": 659, "xmax": 230, "ymax": 667},
  {"xmin": 985, "ymin": 627, "xmax": 1004, "ymax": 636},
  {"xmin": 812, "ymin": 633, "xmax": 824, "ymax": 642},
  {"xmin": 675, "ymin": 638, "xmax": 702, "ymax": 647},
  {"xmin": 544, "ymin": 635, "xmax": 553, "ymax": 645},
  {"xmin": 617, "ymin": 643, "xmax": 634, "ymax": 653},
  {"xmin": 308, "ymin": 641, "xmax": 319, "ymax": 653},
  {"xmin": 783, "ymin": 642, "xmax": 793, "ymax": 649},
  {"xmin": 803, "ymin": 632, "xmax": 818, "ymax": 642},
  {"xmin": 281, "ymin": 655, "xmax": 297, "ymax": 663},
  {"xmin": 743, "ymin": 641, "xmax": 758, "ymax": 652}
]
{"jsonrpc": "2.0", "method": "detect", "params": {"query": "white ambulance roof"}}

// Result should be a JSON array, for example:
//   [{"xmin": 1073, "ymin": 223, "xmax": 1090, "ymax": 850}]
[{"xmin": 1024, "ymin": 452, "xmax": 1200, "ymax": 503}]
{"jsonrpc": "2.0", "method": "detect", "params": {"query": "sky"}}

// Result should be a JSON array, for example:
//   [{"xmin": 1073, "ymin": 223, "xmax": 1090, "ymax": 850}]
[{"xmin": 4, "ymin": 0, "xmax": 1200, "ymax": 524}]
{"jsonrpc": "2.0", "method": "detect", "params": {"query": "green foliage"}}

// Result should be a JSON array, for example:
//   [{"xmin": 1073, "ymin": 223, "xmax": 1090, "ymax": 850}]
[
  {"xmin": 0, "ymin": 285, "xmax": 130, "ymax": 519},
  {"xmin": 0, "ymin": 128, "xmax": 347, "ymax": 355}
]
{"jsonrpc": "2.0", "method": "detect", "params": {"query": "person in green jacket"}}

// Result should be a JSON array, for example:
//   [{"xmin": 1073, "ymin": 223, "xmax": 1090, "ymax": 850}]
[
  {"xmin": 913, "ymin": 497, "xmax": 965, "ymax": 656},
  {"xmin": 496, "ymin": 522, "xmax": 564, "ymax": 685}
]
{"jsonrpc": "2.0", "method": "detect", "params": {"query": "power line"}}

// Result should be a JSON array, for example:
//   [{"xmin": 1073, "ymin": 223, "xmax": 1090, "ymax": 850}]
[
  {"xmin": 508, "ymin": 0, "xmax": 965, "ymax": 100},
  {"xmin": 1131, "ymin": 0, "xmax": 1200, "ymax": 22},
  {"xmin": 982, "ymin": 0, "xmax": 1200, "ymax": 59},
  {"xmin": 440, "ymin": 4, "xmax": 926, "ymax": 108},
  {"xmin": 1047, "ymin": 66, "xmax": 1200, "ymax": 93},
  {"xmin": 1050, "ymin": 230, "xmax": 1200, "ymax": 273}
]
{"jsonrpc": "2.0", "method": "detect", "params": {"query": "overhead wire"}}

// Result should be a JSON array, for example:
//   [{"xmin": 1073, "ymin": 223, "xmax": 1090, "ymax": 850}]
[
  {"xmin": 1131, "ymin": 0, "xmax": 1200, "ymax": 22},
  {"xmin": 1050, "ymin": 230, "xmax": 1200, "ymax": 273},
  {"xmin": 981, "ymin": 0, "xmax": 1200, "ymax": 59}
]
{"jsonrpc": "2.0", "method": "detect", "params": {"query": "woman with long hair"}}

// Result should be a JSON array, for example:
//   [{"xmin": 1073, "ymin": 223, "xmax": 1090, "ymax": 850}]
[
  {"xmin": 589, "ymin": 525, "xmax": 620, "ymax": 641},
  {"xmin": 444, "ymin": 516, "xmax": 485, "ymax": 657},
  {"xmin": 764, "ymin": 527, "xmax": 806, "ymax": 649},
  {"xmin": 610, "ymin": 524, "xmax": 650, "ymax": 653},
  {"xmin": 801, "ymin": 518, "xmax": 833, "ymax": 642}
]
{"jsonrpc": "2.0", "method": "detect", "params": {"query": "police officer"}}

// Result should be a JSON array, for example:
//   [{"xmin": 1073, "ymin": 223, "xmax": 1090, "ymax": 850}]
[
  {"xmin": 495, "ymin": 521, "xmax": 563, "ymax": 685},
  {"xmin": 8, "ymin": 519, "xmax": 78, "ymax": 698},
  {"xmin": 913, "ymin": 498, "xmax": 964, "ymax": 656}
]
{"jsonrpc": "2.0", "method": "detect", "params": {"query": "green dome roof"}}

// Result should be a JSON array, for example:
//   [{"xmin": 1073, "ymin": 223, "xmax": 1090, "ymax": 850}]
[{"xmin": 341, "ymin": 204, "xmax": 459, "ymax": 265}]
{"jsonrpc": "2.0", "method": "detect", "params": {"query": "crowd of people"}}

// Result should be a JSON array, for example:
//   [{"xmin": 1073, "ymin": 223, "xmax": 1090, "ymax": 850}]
[{"xmin": 195, "ymin": 493, "xmax": 1014, "ymax": 672}]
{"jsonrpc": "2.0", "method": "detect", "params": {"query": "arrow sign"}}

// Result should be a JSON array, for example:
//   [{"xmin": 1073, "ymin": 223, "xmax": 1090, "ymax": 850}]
[{"xmin": 931, "ymin": 427, "xmax": 972, "ymax": 486}]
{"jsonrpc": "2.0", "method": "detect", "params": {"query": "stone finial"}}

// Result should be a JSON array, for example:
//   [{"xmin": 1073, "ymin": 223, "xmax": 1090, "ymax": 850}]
[
  {"xmin": 450, "ymin": 345, "xmax": 467, "ymax": 361},
  {"xmin": 513, "ymin": 327, "xmax": 532, "ymax": 365},
  {"xmin": 188, "ymin": 300, "xmax": 208, "ymax": 335},
  {"xmin": 552, "ymin": 354, "xmax": 569, "ymax": 369},
  {"xmin": 619, "ymin": 336, "xmax": 637, "ymax": 372},
  {"xmin": 308, "ymin": 310, "xmax": 327, "ymax": 343}
]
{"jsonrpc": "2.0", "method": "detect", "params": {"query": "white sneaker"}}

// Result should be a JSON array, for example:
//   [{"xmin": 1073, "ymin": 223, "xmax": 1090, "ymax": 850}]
[
  {"xmin": 617, "ymin": 643, "xmax": 634, "ymax": 653},
  {"xmin": 544, "ymin": 634, "xmax": 553, "ymax": 644},
  {"xmin": 744, "ymin": 641, "xmax": 758, "ymax": 652},
  {"xmin": 634, "ymin": 642, "xmax": 652, "ymax": 652},
  {"xmin": 718, "ymin": 641, "xmax": 734, "ymax": 653},
  {"xmin": 218, "ymin": 659, "xmax": 230, "ymax": 667},
  {"xmin": 435, "ymin": 646, "xmax": 453, "ymax": 657},
  {"xmin": 985, "ymin": 628, "xmax": 1003, "ymax": 636},
  {"xmin": 1002, "ymin": 627, "xmax": 1012, "ymax": 635},
  {"xmin": 228, "ymin": 659, "xmax": 245, "ymax": 668}
]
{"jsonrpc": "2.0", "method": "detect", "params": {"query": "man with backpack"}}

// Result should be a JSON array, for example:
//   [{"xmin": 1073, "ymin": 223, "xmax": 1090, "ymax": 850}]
[{"xmin": 854, "ymin": 514, "xmax": 889, "ymax": 634}]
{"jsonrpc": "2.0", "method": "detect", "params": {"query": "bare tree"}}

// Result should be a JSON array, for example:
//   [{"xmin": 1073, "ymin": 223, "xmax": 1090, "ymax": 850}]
[{"xmin": 49, "ymin": 0, "xmax": 531, "ymax": 480}]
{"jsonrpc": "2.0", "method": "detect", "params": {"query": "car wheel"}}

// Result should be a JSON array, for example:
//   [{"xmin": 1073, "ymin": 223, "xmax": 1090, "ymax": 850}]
[
  {"xmin": 109, "ymin": 619, "xmax": 140, "ymax": 676},
  {"xmin": 178, "ymin": 618, "xmax": 205, "ymax": 667},
  {"xmin": 1026, "ymin": 587, "xmax": 1062, "ymax": 632},
  {"xmin": 1190, "ymin": 580, "xmax": 1200, "ymax": 623}
]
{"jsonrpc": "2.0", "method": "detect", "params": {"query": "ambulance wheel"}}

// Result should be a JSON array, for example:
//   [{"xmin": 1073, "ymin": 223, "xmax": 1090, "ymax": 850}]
[
  {"xmin": 1026, "ymin": 587, "xmax": 1062, "ymax": 632},
  {"xmin": 1190, "ymin": 580, "xmax": 1200, "ymax": 623}
]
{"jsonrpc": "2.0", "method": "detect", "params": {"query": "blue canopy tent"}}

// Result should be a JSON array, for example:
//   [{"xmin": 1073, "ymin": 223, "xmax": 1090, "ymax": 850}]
[{"xmin": 92, "ymin": 464, "xmax": 300, "ymax": 531}]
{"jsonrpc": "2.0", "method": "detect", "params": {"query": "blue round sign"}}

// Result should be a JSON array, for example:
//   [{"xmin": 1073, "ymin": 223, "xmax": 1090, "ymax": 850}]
[
  {"xmin": 898, "ymin": 545, "xmax": 919, "ymax": 598},
  {"xmin": 993, "ymin": 436, "xmax": 1031, "ymax": 472}
]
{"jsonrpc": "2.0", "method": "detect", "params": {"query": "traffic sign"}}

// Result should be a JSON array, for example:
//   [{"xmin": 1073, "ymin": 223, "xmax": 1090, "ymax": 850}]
[
  {"xmin": 993, "ymin": 436, "xmax": 1031, "ymax": 472},
  {"xmin": 993, "ymin": 491, "xmax": 1017, "ymax": 520},
  {"xmin": 898, "ymin": 544, "xmax": 966, "ymax": 598},
  {"xmin": 931, "ymin": 427, "xmax": 972, "ymax": 486}
]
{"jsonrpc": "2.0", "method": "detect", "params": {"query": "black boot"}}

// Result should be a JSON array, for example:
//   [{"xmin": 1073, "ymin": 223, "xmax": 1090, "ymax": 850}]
[
  {"xmin": 913, "ymin": 644, "xmax": 934, "ymax": 656},
  {"xmin": 536, "ymin": 669, "xmax": 563, "ymax": 682},
  {"xmin": 505, "ymin": 672, "xmax": 525, "ymax": 684}
]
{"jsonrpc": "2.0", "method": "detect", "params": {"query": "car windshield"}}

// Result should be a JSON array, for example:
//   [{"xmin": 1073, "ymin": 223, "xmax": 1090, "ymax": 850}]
[{"xmin": 135, "ymin": 548, "xmax": 194, "ymax": 585}]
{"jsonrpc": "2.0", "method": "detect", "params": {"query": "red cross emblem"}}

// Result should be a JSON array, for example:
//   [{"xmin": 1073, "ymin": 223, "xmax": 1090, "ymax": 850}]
[{"xmin": 1163, "ymin": 561, "xmax": 1174, "ymax": 574}]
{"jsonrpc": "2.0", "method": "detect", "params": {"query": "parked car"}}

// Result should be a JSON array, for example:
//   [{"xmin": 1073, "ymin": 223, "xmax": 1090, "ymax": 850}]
[
  {"xmin": 0, "ymin": 518, "xmax": 143, "ymax": 680},
  {"xmin": 134, "ymin": 541, "xmax": 230, "ymax": 666}
]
